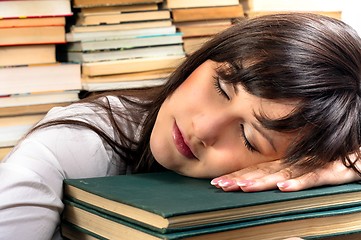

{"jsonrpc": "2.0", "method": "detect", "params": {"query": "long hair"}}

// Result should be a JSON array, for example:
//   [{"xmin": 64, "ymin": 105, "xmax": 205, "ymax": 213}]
[
  {"xmin": 141, "ymin": 12, "xmax": 361, "ymax": 172},
  {"xmin": 30, "ymin": 13, "xmax": 361, "ymax": 174}
]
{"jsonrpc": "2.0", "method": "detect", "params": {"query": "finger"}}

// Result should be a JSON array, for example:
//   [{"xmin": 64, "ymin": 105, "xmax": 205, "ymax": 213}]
[
  {"xmin": 278, "ymin": 162, "xmax": 361, "ymax": 192},
  {"xmin": 211, "ymin": 160, "xmax": 285, "ymax": 187},
  {"xmin": 276, "ymin": 172, "xmax": 320, "ymax": 192},
  {"xmin": 211, "ymin": 167, "xmax": 294, "ymax": 192},
  {"xmin": 237, "ymin": 167, "xmax": 297, "ymax": 192}
]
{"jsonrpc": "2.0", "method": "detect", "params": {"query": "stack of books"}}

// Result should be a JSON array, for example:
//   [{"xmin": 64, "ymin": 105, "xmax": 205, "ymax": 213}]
[
  {"xmin": 62, "ymin": 171, "xmax": 361, "ymax": 240},
  {"xmin": 240, "ymin": 0, "xmax": 343, "ymax": 19},
  {"xmin": 0, "ymin": 0, "xmax": 81, "ymax": 160},
  {"xmin": 66, "ymin": 0, "xmax": 186, "ymax": 92},
  {"xmin": 162, "ymin": 0, "xmax": 245, "ymax": 55}
]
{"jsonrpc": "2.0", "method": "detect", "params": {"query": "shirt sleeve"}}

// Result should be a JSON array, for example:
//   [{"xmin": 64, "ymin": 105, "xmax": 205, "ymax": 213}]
[{"xmin": 0, "ymin": 100, "xmax": 127, "ymax": 240}]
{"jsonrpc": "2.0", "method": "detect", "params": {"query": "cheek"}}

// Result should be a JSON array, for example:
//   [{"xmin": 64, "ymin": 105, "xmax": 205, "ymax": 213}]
[{"xmin": 206, "ymin": 148, "xmax": 276, "ymax": 176}]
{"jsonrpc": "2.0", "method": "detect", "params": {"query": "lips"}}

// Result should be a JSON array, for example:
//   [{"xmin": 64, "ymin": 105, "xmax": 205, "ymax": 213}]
[{"xmin": 173, "ymin": 122, "xmax": 196, "ymax": 159}]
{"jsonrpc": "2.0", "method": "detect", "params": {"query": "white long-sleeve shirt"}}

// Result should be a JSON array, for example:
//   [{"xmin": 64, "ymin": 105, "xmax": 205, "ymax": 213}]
[{"xmin": 0, "ymin": 96, "xmax": 139, "ymax": 240}]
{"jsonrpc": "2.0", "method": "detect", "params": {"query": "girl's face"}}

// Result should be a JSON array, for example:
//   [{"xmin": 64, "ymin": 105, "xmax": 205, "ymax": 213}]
[{"xmin": 150, "ymin": 60, "xmax": 296, "ymax": 178}]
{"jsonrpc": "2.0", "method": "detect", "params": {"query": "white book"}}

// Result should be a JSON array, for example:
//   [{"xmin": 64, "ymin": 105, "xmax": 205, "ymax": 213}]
[
  {"xmin": 0, "ymin": 91, "xmax": 80, "ymax": 107},
  {"xmin": 68, "ymin": 45, "xmax": 185, "ymax": 63},
  {"xmin": 82, "ymin": 79, "xmax": 167, "ymax": 91},
  {"xmin": 66, "ymin": 26, "xmax": 177, "ymax": 42},
  {"xmin": 0, "ymin": 0, "xmax": 72, "ymax": 18},
  {"xmin": 67, "ymin": 33, "xmax": 183, "ymax": 51},
  {"xmin": 0, "ymin": 63, "xmax": 81, "ymax": 95}
]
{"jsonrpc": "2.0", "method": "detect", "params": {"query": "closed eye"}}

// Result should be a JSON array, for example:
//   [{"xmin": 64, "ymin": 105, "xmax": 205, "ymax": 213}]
[
  {"xmin": 213, "ymin": 75, "xmax": 230, "ymax": 100},
  {"xmin": 240, "ymin": 124, "xmax": 258, "ymax": 152}
]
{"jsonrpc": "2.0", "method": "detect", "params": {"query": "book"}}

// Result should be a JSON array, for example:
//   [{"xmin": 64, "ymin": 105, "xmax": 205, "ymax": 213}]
[
  {"xmin": 0, "ymin": 26, "xmax": 65, "ymax": 46},
  {"xmin": 0, "ymin": 45, "xmax": 56, "ymax": 67},
  {"xmin": 67, "ymin": 44, "xmax": 184, "ymax": 63},
  {"xmin": 82, "ymin": 68, "xmax": 172, "ymax": 90},
  {"xmin": 73, "ymin": 0, "xmax": 163, "ymax": 8},
  {"xmin": 0, "ymin": 102, "xmax": 70, "ymax": 117},
  {"xmin": 0, "ymin": 16, "xmax": 65, "ymax": 28},
  {"xmin": 0, "ymin": 63, "xmax": 81, "ymax": 95},
  {"xmin": 0, "ymin": 92, "xmax": 79, "ymax": 117},
  {"xmin": 79, "ymin": 3, "xmax": 158, "ymax": 15},
  {"xmin": 0, "ymin": 91, "xmax": 80, "ymax": 108},
  {"xmin": 81, "ymin": 68, "xmax": 173, "ymax": 90},
  {"xmin": 76, "ymin": 10, "xmax": 171, "ymax": 26},
  {"xmin": 163, "ymin": 0, "xmax": 239, "ymax": 9},
  {"xmin": 182, "ymin": 37, "xmax": 210, "ymax": 55},
  {"xmin": 82, "ymin": 55, "xmax": 185, "ymax": 76},
  {"xmin": 62, "ymin": 202, "xmax": 361, "ymax": 240},
  {"xmin": 63, "ymin": 171, "xmax": 361, "ymax": 234},
  {"xmin": 172, "ymin": 5, "xmax": 245, "ymax": 22},
  {"xmin": 82, "ymin": 79, "xmax": 167, "ymax": 91},
  {"xmin": 70, "ymin": 20, "xmax": 172, "ymax": 33},
  {"xmin": 67, "ymin": 33, "xmax": 182, "ymax": 51},
  {"xmin": 82, "ymin": 68, "xmax": 173, "ymax": 83},
  {"xmin": 66, "ymin": 25, "xmax": 176, "ymax": 42},
  {"xmin": 0, "ymin": 0, "xmax": 72, "ymax": 19},
  {"xmin": 176, "ymin": 20, "xmax": 232, "ymax": 38},
  {"xmin": 0, "ymin": 114, "xmax": 45, "ymax": 147}
]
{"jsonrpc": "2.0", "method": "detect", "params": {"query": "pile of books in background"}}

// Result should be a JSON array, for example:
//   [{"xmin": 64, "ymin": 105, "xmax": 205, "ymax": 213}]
[
  {"xmin": 163, "ymin": 0, "xmax": 245, "ymax": 56},
  {"xmin": 65, "ymin": 0, "xmax": 185, "ymax": 92},
  {"xmin": 0, "ymin": 0, "xmax": 81, "ymax": 160}
]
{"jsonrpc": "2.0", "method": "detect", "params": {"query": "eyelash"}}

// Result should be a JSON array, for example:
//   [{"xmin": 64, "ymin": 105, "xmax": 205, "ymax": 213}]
[
  {"xmin": 213, "ymin": 76, "xmax": 230, "ymax": 100},
  {"xmin": 213, "ymin": 76, "xmax": 257, "ymax": 153},
  {"xmin": 240, "ymin": 125, "xmax": 257, "ymax": 152}
]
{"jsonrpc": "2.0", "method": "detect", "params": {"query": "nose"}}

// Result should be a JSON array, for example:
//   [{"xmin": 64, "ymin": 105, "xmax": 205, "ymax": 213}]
[{"xmin": 192, "ymin": 111, "xmax": 231, "ymax": 147}]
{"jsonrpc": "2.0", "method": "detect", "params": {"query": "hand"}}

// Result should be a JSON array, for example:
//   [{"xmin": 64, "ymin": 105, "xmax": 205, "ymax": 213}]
[{"xmin": 211, "ymin": 159, "xmax": 361, "ymax": 192}]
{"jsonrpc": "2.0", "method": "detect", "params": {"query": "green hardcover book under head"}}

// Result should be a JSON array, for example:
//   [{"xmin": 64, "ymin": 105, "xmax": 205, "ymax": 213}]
[{"xmin": 63, "ymin": 171, "xmax": 361, "ymax": 233}]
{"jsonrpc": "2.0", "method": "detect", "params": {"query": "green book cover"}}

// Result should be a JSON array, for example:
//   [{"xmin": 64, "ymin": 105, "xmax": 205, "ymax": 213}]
[
  {"xmin": 63, "ymin": 171, "xmax": 361, "ymax": 233},
  {"xmin": 62, "ymin": 200, "xmax": 361, "ymax": 240}
]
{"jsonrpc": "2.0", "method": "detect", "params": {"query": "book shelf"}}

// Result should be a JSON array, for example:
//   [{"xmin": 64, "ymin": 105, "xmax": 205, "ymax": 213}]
[{"xmin": 0, "ymin": 0, "xmax": 360, "ymax": 161}]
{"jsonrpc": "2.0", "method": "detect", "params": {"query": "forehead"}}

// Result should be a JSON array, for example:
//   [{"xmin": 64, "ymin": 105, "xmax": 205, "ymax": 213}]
[
  {"xmin": 235, "ymin": 84, "xmax": 297, "ymax": 120},
  {"xmin": 260, "ymin": 98, "xmax": 297, "ymax": 120}
]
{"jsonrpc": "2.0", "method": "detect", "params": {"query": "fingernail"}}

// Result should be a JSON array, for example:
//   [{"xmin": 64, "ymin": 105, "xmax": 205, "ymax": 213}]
[
  {"xmin": 210, "ymin": 178, "xmax": 222, "ymax": 186},
  {"xmin": 236, "ymin": 180, "xmax": 255, "ymax": 187},
  {"xmin": 218, "ymin": 179, "xmax": 236, "ymax": 187},
  {"xmin": 277, "ymin": 181, "xmax": 290, "ymax": 189}
]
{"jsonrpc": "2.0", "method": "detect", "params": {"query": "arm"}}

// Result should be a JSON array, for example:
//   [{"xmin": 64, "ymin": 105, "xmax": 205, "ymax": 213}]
[
  {"xmin": 211, "ymin": 158, "xmax": 361, "ymax": 192},
  {"xmin": 0, "ymin": 104, "xmax": 122, "ymax": 240}
]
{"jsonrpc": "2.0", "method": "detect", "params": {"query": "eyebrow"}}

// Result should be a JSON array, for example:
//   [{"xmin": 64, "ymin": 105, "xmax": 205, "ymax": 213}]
[{"xmin": 251, "ymin": 122, "xmax": 277, "ymax": 152}]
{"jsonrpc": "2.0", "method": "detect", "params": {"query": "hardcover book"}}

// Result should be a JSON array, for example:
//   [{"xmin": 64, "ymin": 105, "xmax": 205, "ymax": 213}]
[
  {"xmin": 67, "ymin": 33, "xmax": 182, "ymax": 51},
  {"xmin": 73, "ymin": 0, "xmax": 162, "ymax": 8},
  {"xmin": 0, "ymin": 0, "xmax": 72, "ymax": 19},
  {"xmin": 0, "ymin": 26, "xmax": 65, "ymax": 46},
  {"xmin": 61, "ymin": 202, "xmax": 361, "ymax": 240},
  {"xmin": 172, "ymin": 5, "xmax": 244, "ymax": 22},
  {"xmin": 0, "ymin": 63, "xmax": 81, "ymax": 95},
  {"xmin": 63, "ymin": 171, "xmax": 361, "ymax": 233},
  {"xmin": 67, "ymin": 45, "xmax": 184, "ymax": 63},
  {"xmin": 76, "ymin": 10, "xmax": 170, "ymax": 26},
  {"xmin": 81, "ymin": 55, "xmax": 184, "ymax": 76},
  {"xmin": 66, "ymin": 25, "xmax": 176, "ymax": 42},
  {"xmin": 163, "ymin": 0, "xmax": 239, "ymax": 9}
]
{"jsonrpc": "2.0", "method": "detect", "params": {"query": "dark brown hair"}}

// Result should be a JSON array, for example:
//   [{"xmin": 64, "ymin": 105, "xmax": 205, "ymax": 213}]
[{"xmin": 30, "ymin": 13, "xmax": 361, "ymax": 174}]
